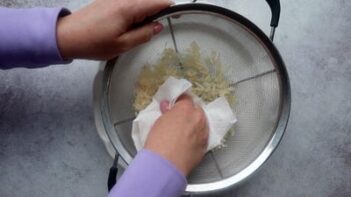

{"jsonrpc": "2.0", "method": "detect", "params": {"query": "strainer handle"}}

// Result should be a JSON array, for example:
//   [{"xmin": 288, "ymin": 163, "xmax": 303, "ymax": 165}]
[
  {"xmin": 107, "ymin": 154, "xmax": 119, "ymax": 192},
  {"xmin": 266, "ymin": 0, "xmax": 281, "ymax": 28},
  {"xmin": 266, "ymin": 0, "xmax": 280, "ymax": 40},
  {"xmin": 191, "ymin": 0, "xmax": 281, "ymax": 40},
  {"xmin": 192, "ymin": 0, "xmax": 281, "ymax": 27}
]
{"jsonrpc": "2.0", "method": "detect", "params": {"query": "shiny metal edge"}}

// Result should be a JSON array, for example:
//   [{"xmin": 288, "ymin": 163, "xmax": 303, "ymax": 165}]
[
  {"xmin": 100, "ymin": 58, "xmax": 133, "ymax": 165},
  {"xmin": 95, "ymin": 61, "xmax": 128, "ymax": 168}
]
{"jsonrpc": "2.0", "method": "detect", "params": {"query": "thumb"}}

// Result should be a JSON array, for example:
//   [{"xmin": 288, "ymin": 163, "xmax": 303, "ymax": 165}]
[{"xmin": 118, "ymin": 23, "xmax": 163, "ymax": 51}]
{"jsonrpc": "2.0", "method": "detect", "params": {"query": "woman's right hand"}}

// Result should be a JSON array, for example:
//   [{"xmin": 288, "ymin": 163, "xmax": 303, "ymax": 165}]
[
  {"xmin": 57, "ymin": 0, "xmax": 173, "ymax": 60},
  {"xmin": 144, "ymin": 95, "xmax": 209, "ymax": 176}
]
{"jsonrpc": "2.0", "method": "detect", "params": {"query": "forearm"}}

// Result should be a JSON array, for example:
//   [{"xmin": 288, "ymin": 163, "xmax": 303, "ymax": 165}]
[
  {"xmin": 108, "ymin": 149, "xmax": 187, "ymax": 197},
  {"xmin": 0, "ymin": 0, "xmax": 171, "ymax": 69},
  {"xmin": 0, "ymin": 7, "xmax": 71, "ymax": 69}
]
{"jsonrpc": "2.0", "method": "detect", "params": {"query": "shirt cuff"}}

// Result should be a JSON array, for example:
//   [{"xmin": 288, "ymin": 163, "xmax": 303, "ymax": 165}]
[
  {"xmin": 108, "ymin": 149, "xmax": 187, "ymax": 197},
  {"xmin": 0, "ymin": 7, "xmax": 71, "ymax": 69}
]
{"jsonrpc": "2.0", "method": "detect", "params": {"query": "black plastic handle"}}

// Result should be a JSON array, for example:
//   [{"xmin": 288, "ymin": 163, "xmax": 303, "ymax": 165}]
[
  {"xmin": 107, "ymin": 167, "xmax": 118, "ymax": 192},
  {"xmin": 107, "ymin": 154, "xmax": 119, "ymax": 192},
  {"xmin": 266, "ymin": 0, "xmax": 281, "ymax": 27}
]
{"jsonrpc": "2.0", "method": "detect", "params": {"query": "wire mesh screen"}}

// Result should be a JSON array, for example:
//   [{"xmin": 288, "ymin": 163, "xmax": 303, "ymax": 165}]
[{"xmin": 107, "ymin": 12, "xmax": 281, "ymax": 184}]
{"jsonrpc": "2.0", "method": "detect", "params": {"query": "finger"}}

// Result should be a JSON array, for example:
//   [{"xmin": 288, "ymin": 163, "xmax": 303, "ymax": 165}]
[
  {"xmin": 118, "ymin": 22, "xmax": 163, "ymax": 51},
  {"xmin": 203, "ymin": 119, "xmax": 210, "ymax": 142},
  {"xmin": 202, "ymin": 130, "xmax": 209, "ymax": 150},
  {"xmin": 176, "ymin": 94, "xmax": 193, "ymax": 104},
  {"xmin": 194, "ymin": 105, "xmax": 207, "ymax": 131},
  {"xmin": 195, "ymin": 105, "xmax": 209, "ymax": 150},
  {"xmin": 175, "ymin": 94, "xmax": 194, "ymax": 108},
  {"xmin": 203, "ymin": 121, "xmax": 209, "ymax": 150},
  {"xmin": 160, "ymin": 100, "xmax": 170, "ymax": 114}
]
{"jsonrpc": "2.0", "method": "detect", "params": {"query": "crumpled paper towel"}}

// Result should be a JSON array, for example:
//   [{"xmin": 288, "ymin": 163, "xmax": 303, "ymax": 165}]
[{"xmin": 132, "ymin": 76, "xmax": 237, "ymax": 151}]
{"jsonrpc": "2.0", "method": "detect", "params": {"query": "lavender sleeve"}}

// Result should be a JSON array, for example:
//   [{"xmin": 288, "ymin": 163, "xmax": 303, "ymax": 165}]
[
  {"xmin": 0, "ymin": 7, "xmax": 71, "ymax": 69},
  {"xmin": 109, "ymin": 149, "xmax": 187, "ymax": 197},
  {"xmin": 0, "ymin": 7, "xmax": 187, "ymax": 197}
]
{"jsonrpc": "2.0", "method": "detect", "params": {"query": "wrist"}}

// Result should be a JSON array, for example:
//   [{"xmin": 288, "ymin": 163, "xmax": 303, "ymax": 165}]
[
  {"xmin": 57, "ymin": 15, "xmax": 75, "ymax": 60},
  {"xmin": 144, "ymin": 146, "xmax": 190, "ymax": 176}
]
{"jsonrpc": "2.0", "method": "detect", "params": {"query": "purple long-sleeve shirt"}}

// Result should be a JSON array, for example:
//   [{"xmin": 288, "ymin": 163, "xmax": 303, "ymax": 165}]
[{"xmin": 0, "ymin": 7, "xmax": 187, "ymax": 196}]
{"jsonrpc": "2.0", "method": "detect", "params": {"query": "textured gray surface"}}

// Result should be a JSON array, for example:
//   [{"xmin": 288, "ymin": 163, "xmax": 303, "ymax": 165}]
[{"xmin": 0, "ymin": 0, "xmax": 350, "ymax": 197}]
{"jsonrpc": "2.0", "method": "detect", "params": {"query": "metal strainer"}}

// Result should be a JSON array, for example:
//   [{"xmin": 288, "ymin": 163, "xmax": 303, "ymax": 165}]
[{"xmin": 98, "ymin": 0, "xmax": 290, "ymax": 195}]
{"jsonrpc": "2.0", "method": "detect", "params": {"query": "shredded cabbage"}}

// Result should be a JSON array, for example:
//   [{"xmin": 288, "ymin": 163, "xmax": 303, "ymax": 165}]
[{"xmin": 133, "ymin": 42, "xmax": 235, "ymax": 113}]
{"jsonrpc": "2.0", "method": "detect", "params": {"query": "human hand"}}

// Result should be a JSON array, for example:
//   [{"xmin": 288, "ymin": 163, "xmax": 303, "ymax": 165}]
[
  {"xmin": 57, "ymin": 0, "xmax": 173, "ymax": 60},
  {"xmin": 144, "ymin": 95, "xmax": 209, "ymax": 176}
]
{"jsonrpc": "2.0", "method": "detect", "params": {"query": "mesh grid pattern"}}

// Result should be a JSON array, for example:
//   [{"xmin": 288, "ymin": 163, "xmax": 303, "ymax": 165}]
[{"xmin": 108, "ymin": 12, "xmax": 281, "ymax": 184}]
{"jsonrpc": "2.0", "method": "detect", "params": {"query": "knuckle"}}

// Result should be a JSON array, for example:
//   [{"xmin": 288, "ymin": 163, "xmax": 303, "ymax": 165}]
[
  {"xmin": 176, "ymin": 100, "xmax": 193, "ymax": 111},
  {"xmin": 194, "ymin": 107, "xmax": 205, "ymax": 124},
  {"xmin": 118, "ymin": 3, "xmax": 132, "ymax": 15}
]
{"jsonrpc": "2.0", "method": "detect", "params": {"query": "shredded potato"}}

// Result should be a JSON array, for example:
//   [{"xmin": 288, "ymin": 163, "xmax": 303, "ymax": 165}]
[{"xmin": 133, "ymin": 42, "xmax": 235, "ymax": 113}]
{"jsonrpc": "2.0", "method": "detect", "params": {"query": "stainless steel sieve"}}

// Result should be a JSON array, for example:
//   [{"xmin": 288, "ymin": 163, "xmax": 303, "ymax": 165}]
[{"xmin": 95, "ymin": 0, "xmax": 290, "ymax": 195}]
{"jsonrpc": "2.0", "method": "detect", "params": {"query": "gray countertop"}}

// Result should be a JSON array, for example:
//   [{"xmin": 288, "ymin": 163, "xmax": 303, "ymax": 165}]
[{"xmin": 0, "ymin": 0, "xmax": 350, "ymax": 196}]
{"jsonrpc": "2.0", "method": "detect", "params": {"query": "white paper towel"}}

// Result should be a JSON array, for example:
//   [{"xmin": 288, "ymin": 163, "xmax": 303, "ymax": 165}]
[{"xmin": 132, "ymin": 76, "xmax": 237, "ymax": 151}]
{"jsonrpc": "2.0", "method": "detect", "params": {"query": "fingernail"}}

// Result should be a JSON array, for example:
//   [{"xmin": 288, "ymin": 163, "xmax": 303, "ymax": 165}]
[
  {"xmin": 160, "ymin": 100, "xmax": 170, "ymax": 114},
  {"xmin": 153, "ymin": 23, "xmax": 163, "ymax": 35}
]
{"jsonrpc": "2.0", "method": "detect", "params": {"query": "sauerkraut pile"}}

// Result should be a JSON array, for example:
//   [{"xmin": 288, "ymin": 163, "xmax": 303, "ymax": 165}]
[{"xmin": 133, "ymin": 42, "xmax": 235, "ymax": 113}]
